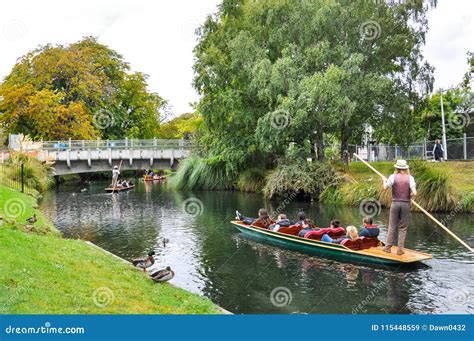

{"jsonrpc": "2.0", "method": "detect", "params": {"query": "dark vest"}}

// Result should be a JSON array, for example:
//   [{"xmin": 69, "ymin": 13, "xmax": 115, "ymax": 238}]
[{"xmin": 392, "ymin": 173, "xmax": 410, "ymax": 202}]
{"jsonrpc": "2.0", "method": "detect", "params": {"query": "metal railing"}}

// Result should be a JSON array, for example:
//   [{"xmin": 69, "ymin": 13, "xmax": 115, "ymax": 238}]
[
  {"xmin": 0, "ymin": 161, "xmax": 36, "ymax": 195},
  {"xmin": 39, "ymin": 138, "xmax": 193, "ymax": 151},
  {"xmin": 329, "ymin": 135, "xmax": 473, "ymax": 162}
]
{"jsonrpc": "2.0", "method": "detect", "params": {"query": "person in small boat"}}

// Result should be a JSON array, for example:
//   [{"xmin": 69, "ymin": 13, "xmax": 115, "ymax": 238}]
[
  {"xmin": 296, "ymin": 212, "xmax": 318, "ymax": 237},
  {"xmin": 381, "ymin": 159, "xmax": 417, "ymax": 255},
  {"xmin": 111, "ymin": 165, "xmax": 120, "ymax": 188},
  {"xmin": 236, "ymin": 209, "xmax": 275, "ymax": 229},
  {"xmin": 321, "ymin": 225, "xmax": 358, "ymax": 244},
  {"xmin": 358, "ymin": 216, "xmax": 380, "ymax": 238},
  {"xmin": 329, "ymin": 219, "xmax": 342, "ymax": 229},
  {"xmin": 270, "ymin": 214, "xmax": 291, "ymax": 232}
]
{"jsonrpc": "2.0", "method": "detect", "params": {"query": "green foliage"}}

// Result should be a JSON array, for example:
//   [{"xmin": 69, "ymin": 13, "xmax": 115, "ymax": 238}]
[
  {"xmin": 263, "ymin": 161, "xmax": 343, "ymax": 198},
  {"xmin": 237, "ymin": 168, "xmax": 267, "ymax": 192},
  {"xmin": 157, "ymin": 112, "xmax": 203, "ymax": 139},
  {"xmin": 1, "ymin": 153, "xmax": 53, "ymax": 195},
  {"xmin": 172, "ymin": 155, "xmax": 236, "ymax": 190},
  {"xmin": 0, "ymin": 37, "xmax": 166, "ymax": 140},
  {"xmin": 409, "ymin": 161, "xmax": 457, "ymax": 212},
  {"xmin": 193, "ymin": 0, "xmax": 434, "ymax": 171}
]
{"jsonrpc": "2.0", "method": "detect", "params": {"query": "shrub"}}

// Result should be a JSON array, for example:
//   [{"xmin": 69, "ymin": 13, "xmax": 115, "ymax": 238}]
[
  {"xmin": 263, "ymin": 161, "xmax": 343, "ymax": 199},
  {"xmin": 237, "ymin": 168, "xmax": 267, "ymax": 192}
]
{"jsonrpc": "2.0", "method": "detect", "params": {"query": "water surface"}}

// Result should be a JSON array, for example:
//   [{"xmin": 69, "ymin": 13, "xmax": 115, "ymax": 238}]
[{"xmin": 41, "ymin": 181, "xmax": 474, "ymax": 314}]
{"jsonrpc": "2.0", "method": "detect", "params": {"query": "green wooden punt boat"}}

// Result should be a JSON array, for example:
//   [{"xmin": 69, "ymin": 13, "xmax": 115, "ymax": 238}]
[
  {"xmin": 105, "ymin": 184, "xmax": 135, "ymax": 193},
  {"xmin": 231, "ymin": 221, "xmax": 432, "ymax": 266}
]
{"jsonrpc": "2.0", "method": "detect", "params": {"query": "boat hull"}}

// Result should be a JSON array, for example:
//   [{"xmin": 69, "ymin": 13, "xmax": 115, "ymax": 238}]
[
  {"xmin": 231, "ymin": 221, "xmax": 432, "ymax": 266},
  {"xmin": 105, "ymin": 185, "xmax": 135, "ymax": 193}
]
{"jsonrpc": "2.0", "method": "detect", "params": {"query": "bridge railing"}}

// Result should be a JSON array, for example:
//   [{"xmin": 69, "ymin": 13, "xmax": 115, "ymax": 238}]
[{"xmin": 41, "ymin": 139, "xmax": 193, "ymax": 151}]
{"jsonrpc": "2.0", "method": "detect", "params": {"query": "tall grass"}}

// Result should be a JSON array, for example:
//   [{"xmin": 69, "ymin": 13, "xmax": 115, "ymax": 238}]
[
  {"xmin": 322, "ymin": 161, "xmax": 460, "ymax": 212},
  {"xmin": 171, "ymin": 155, "xmax": 236, "ymax": 190},
  {"xmin": 237, "ymin": 168, "xmax": 266, "ymax": 192},
  {"xmin": 409, "ymin": 161, "xmax": 457, "ymax": 212},
  {"xmin": 1, "ymin": 153, "xmax": 53, "ymax": 195}
]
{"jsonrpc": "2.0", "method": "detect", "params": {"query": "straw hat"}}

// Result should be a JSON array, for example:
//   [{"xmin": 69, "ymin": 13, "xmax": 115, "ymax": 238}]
[
  {"xmin": 394, "ymin": 159, "xmax": 409, "ymax": 169},
  {"xmin": 114, "ymin": 165, "xmax": 118, "ymax": 169}
]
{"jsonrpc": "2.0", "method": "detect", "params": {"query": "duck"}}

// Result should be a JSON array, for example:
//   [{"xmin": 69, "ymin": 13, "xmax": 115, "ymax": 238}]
[
  {"xmin": 132, "ymin": 251, "xmax": 155, "ymax": 271},
  {"xmin": 80, "ymin": 188, "xmax": 87, "ymax": 193},
  {"xmin": 150, "ymin": 266, "xmax": 175, "ymax": 283},
  {"xmin": 26, "ymin": 214, "xmax": 37, "ymax": 224}
]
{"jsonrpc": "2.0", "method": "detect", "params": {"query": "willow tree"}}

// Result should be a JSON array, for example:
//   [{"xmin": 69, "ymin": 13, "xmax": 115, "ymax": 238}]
[
  {"xmin": 0, "ymin": 37, "xmax": 166, "ymax": 140},
  {"xmin": 194, "ymin": 0, "xmax": 434, "ymax": 165}
]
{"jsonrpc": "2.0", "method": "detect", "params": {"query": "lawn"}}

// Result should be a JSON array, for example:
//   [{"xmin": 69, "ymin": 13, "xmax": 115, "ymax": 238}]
[
  {"xmin": 347, "ymin": 161, "xmax": 474, "ymax": 197},
  {"xmin": 0, "ymin": 186, "xmax": 221, "ymax": 314}
]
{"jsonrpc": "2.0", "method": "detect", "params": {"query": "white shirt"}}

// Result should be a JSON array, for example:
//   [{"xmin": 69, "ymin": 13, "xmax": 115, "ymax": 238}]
[
  {"xmin": 112, "ymin": 169, "xmax": 120, "ymax": 178},
  {"xmin": 385, "ymin": 174, "xmax": 416, "ymax": 192}
]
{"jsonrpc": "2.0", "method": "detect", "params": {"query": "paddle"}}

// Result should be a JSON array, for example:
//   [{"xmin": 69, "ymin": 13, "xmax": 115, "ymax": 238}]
[{"xmin": 353, "ymin": 153, "xmax": 473, "ymax": 253}]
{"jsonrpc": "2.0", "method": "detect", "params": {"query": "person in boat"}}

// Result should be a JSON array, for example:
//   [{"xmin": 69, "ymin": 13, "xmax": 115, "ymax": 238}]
[
  {"xmin": 329, "ymin": 219, "xmax": 342, "ymax": 229},
  {"xmin": 321, "ymin": 225, "xmax": 358, "ymax": 244},
  {"xmin": 296, "ymin": 212, "xmax": 318, "ymax": 237},
  {"xmin": 236, "ymin": 209, "xmax": 275, "ymax": 229},
  {"xmin": 270, "ymin": 214, "xmax": 291, "ymax": 232},
  {"xmin": 111, "ymin": 165, "xmax": 120, "ymax": 188},
  {"xmin": 432, "ymin": 139, "xmax": 444, "ymax": 162},
  {"xmin": 381, "ymin": 159, "xmax": 417, "ymax": 255},
  {"xmin": 358, "ymin": 216, "xmax": 380, "ymax": 238}
]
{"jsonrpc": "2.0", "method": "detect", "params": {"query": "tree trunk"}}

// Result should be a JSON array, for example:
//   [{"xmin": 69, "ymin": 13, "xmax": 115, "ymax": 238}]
[
  {"xmin": 340, "ymin": 124, "xmax": 349, "ymax": 165},
  {"xmin": 316, "ymin": 129, "xmax": 325, "ymax": 161}
]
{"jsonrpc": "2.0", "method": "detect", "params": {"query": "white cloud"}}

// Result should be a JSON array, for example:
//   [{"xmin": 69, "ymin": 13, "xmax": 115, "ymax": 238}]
[
  {"xmin": 424, "ymin": 0, "xmax": 474, "ymax": 90},
  {"xmin": 0, "ymin": 0, "xmax": 472, "ymax": 117}
]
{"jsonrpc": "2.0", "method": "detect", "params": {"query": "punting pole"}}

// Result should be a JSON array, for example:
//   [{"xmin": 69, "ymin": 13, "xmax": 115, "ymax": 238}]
[{"xmin": 353, "ymin": 153, "xmax": 473, "ymax": 253}]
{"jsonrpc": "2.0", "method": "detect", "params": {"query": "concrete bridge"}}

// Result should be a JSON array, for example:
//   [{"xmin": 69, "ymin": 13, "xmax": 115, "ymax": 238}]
[{"xmin": 37, "ymin": 139, "xmax": 192, "ymax": 175}]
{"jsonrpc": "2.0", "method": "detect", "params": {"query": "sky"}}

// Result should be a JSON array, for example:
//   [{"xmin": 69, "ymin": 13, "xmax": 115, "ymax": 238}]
[{"xmin": 0, "ymin": 0, "xmax": 473, "ymax": 117}]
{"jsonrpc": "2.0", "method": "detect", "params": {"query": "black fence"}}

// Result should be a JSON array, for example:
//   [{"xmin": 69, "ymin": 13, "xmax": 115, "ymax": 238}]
[{"xmin": 0, "ymin": 161, "xmax": 36, "ymax": 195}]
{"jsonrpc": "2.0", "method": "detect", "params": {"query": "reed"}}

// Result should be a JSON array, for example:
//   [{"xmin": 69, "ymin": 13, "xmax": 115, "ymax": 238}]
[
  {"xmin": 237, "ymin": 168, "xmax": 266, "ymax": 193},
  {"xmin": 172, "ymin": 155, "xmax": 235, "ymax": 190}
]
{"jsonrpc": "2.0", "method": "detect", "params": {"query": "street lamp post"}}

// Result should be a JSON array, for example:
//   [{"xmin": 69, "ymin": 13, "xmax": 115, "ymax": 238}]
[{"xmin": 440, "ymin": 90, "xmax": 448, "ymax": 160}]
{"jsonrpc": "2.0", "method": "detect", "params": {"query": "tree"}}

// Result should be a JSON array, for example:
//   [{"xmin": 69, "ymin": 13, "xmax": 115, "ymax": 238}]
[
  {"xmin": 0, "ymin": 37, "xmax": 166, "ymax": 140},
  {"xmin": 193, "ymin": 0, "xmax": 434, "ymax": 169}
]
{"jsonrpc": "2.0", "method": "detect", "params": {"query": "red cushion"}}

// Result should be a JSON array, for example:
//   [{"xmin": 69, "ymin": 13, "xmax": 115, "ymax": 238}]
[
  {"xmin": 326, "ymin": 227, "xmax": 345, "ymax": 238},
  {"xmin": 278, "ymin": 225, "xmax": 304, "ymax": 236},
  {"xmin": 304, "ymin": 229, "xmax": 327, "ymax": 240},
  {"xmin": 360, "ymin": 237, "xmax": 380, "ymax": 249},
  {"xmin": 341, "ymin": 238, "xmax": 363, "ymax": 250},
  {"xmin": 251, "ymin": 219, "xmax": 275, "ymax": 229}
]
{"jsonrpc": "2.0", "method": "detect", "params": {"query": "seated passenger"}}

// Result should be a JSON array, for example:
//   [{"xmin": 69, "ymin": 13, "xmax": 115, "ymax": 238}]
[
  {"xmin": 329, "ymin": 219, "xmax": 343, "ymax": 229},
  {"xmin": 358, "ymin": 216, "xmax": 380, "ymax": 238},
  {"xmin": 296, "ymin": 212, "xmax": 318, "ymax": 237},
  {"xmin": 321, "ymin": 225, "xmax": 358, "ymax": 244},
  {"xmin": 270, "ymin": 214, "xmax": 291, "ymax": 232},
  {"xmin": 236, "ymin": 209, "xmax": 275, "ymax": 229}
]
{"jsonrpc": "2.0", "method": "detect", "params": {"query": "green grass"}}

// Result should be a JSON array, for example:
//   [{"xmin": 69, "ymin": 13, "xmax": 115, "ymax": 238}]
[
  {"xmin": 0, "ymin": 186, "xmax": 221, "ymax": 314},
  {"xmin": 0, "ymin": 186, "xmax": 58, "ymax": 235},
  {"xmin": 328, "ymin": 161, "xmax": 474, "ymax": 212},
  {"xmin": 0, "ymin": 229, "xmax": 220, "ymax": 314}
]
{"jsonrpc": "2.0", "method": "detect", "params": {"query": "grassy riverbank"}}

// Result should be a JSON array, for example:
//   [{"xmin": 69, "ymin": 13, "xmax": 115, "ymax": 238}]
[
  {"xmin": 0, "ymin": 186, "xmax": 220, "ymax": 314},
  {"xmin": 323, "ymin": 161, "xmax": 474, "ymax": 213}
]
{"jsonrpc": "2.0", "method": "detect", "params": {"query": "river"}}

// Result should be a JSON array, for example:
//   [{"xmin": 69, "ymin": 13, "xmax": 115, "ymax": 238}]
[{"xmin": 40, "ymin": 180, "xmax": 474, "ymax": 314}]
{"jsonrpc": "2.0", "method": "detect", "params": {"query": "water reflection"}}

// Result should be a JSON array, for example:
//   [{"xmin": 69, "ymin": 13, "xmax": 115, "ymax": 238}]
[{"xmin": 40, "ymin": 181, "xmax": 474, "ymax": 314}]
